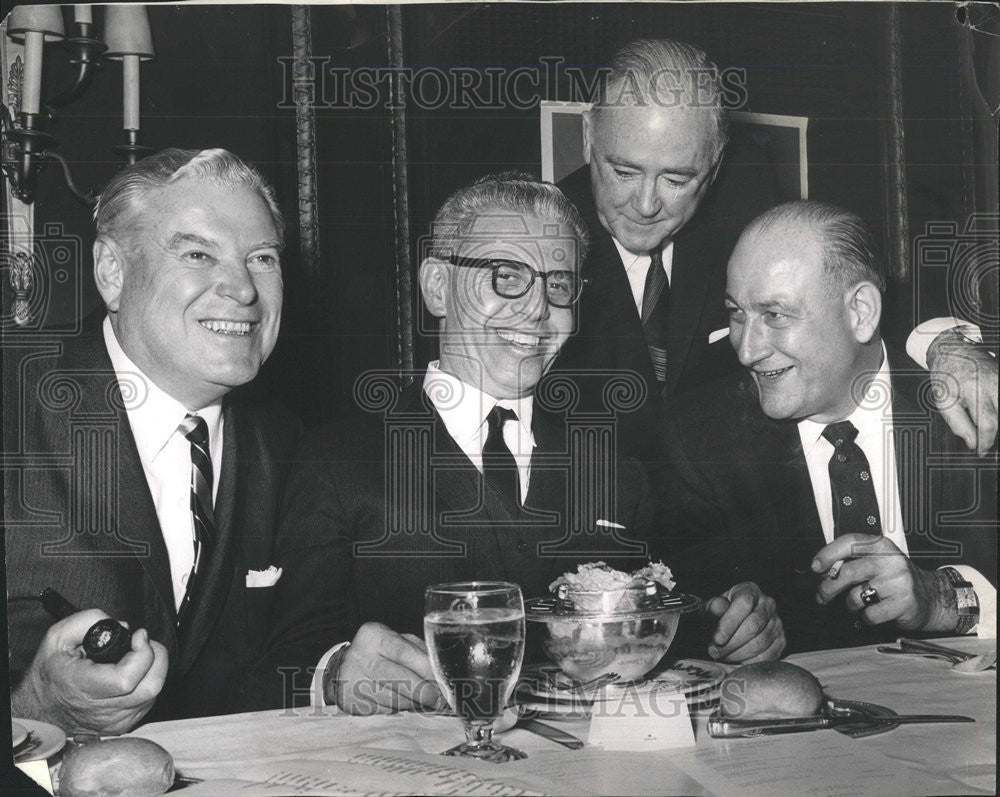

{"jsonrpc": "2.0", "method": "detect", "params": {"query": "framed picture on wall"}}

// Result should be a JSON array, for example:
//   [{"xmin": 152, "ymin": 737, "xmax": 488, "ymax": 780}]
[{"xmin": 540, "ymin": 100, "xmax": 810, "ymax": 200}]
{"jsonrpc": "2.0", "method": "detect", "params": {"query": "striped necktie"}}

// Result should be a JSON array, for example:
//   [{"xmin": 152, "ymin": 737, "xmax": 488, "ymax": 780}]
[
  {"xmin": 176, "ymin": 414, "xmax": 215, "ymax": 627},
  {"xmin": 641, "ymin": 247, "xmax": 669, "ymax": 383}
]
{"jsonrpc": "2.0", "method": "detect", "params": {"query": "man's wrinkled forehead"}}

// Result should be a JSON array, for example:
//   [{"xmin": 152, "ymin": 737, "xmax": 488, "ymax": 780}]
[
  {"xmin": 455, "ymin": 211, "xmax": 579, "ymax": 268},
  {"xmin": 729, "ymin": 218, "xmax": 829, "ymax": 291},
  {"xmin": 119, "ymin": 175, "xmax": 277, "ymax": 240},
  {"xmin": 597, "ymin": 68, "xmax": 716, "ymax": 111}
]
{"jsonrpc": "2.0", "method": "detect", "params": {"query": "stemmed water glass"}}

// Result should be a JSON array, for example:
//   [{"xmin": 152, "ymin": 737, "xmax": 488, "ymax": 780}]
[{"xmin": 424, "ymin": 581, "xmax": 527, "ymax": 762}]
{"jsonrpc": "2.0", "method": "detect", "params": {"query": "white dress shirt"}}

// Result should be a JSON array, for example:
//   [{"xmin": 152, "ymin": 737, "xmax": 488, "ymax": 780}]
[
  {"xmin": 797, "ymin": 347, "xmax": 906, "ymax": 553},
  {"xmin": 905, "ymin": 316, "xmax": 984, "ymax": 368},
  {"xmin": 103, "ymin": 317, "xmax": 223, "ymax": 610},
  {"xmin": 797, "ymin": 342, "xmax": 994, "ymax": 637},
  {"xmin": 612, "ymin": 239, "xmax": 675, "ymax": 314},
  {"xmin": 423, "ymin": 361, "xmax": 535, "ymax": 500}
]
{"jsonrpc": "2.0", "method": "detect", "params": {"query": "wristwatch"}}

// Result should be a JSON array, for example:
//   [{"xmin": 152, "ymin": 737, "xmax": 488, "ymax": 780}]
[{"xmin": 940, "ymin": 567, "xmax": 979, "ymax": 635}]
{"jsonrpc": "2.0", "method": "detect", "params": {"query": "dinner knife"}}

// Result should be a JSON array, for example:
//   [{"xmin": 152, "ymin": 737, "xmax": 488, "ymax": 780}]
[
  {"xmin": 709, "ymin": 713, "xmax": 974, "ymax": 738},
  {"xmin": 516, "ymin": 718, "xmax": 585, "ymax": 749}
]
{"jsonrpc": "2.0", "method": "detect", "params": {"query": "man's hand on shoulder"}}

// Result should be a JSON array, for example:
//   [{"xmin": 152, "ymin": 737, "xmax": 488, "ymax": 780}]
[
  {"xmin": 927, "ymin": 328, "xmax": 998, "ymax": 456},
  {"xmin": 813, "ymin": 534, "xmax": 959, "ymax": 633},
  {"xmin": 704, "ymin": 582, "xmax": 786, "ymax": 663},
  {"xmin": 11, "ymin": 610, "xmax": 168, "ymax": 735},
  {"xmin": 325, "ymin": 622, "xmax": 447, "ymax": 715}
]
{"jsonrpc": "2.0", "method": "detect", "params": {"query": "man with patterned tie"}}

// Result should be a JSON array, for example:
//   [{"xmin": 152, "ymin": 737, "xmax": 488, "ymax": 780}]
[
  {"xmin": 264, "ymin": 173, "xmax": 786, "ymax": 715},
  {"xmin": 552, "ymin": 37, "xmax": 998, "ymax": 474},
  {"xmin": 5, "ymin": 149, "xmax": 300, "ymax": 734},
  {"xmin": 661, "ymin": 201, "xmax": 996, "ymax": 652}
]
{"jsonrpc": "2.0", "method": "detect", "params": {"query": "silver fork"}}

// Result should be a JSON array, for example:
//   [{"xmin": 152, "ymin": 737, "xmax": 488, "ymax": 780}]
[
  {"xmin": 877, "ymin": 646, "xmax": 962, "ymax": 663},
  {"xmin": 555, "ymin": 671, "xmax": 620, "ymax": 692},
  {"xmin": 899, "ymin": 638, "xmax": 977, "ymax": 661}
]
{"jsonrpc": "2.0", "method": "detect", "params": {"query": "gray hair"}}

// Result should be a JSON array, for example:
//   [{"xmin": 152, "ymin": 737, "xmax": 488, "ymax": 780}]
[
  {"xmin": 594, "ymin": 38, "xmax": 728, "ymax": 161},
  {"xmin": 744, "ymin": 200, "xmax": 886, "ymax": 294},
  {"xmin": 429, "ymin": 171, "xmax": 589, "ymax": 264},
  {"xmin": 94, "ymin": 147, "xmax": 284, "ymax": 247}
]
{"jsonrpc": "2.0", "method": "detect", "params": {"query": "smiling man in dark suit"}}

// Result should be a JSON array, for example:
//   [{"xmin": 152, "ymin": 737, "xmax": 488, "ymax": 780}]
[
  {"xmin": 552, "ymin": 38, "xmax": 997, "ymax": 471},
  {"xmin": 551, "ymin": 38, "xmax": 778, "ymax": 468},
  {"xmin": 662, "ymin": 201, "xmax": 996, "ymax": 653},
  {"xmin": 267, "ymin": 173, "xmax": 786, "ymax": 716},
  {"xmin": 5, "ymin": 149, "xmax": 300, "ymax": 734}
]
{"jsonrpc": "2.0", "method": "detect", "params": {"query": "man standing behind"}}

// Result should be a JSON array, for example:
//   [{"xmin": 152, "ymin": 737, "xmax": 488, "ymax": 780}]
[
  {"xmin": 553, "ymin": 38, "xmax": 997, "ymax": 469},
  {"xmin": 266, "ymin": 173, "xmax": 785, "ymax": 716},
  {"xmin": 6, "ymin": 149, "xmax": 300, "ymax": 733},
  {"xmin": 663, "ymin": 201, "xmax": 996, "ymax": 652},
  {"xmin": 553, "ymin": 38, "xmax": 779, "ymax": 466}
]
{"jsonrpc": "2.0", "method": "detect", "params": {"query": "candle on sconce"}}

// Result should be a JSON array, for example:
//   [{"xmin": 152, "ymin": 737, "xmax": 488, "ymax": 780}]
[
  {"xmin": 6, "ymin": 5, "xmax": 65, "ymax": 116},
  {"xmin": 123, "ymin": 55, "xmax": 140, "ymax": 131},
  {"xmin": 20, "ymin": 30, "xmax": 44, "ymax": 115},
  {"xmin": 74, "ymin": 5, "xmax": 93, "ymax": 25},
  {"xmin": 104, "ymin": 5, "xmax": 155, "ymax": 132}
]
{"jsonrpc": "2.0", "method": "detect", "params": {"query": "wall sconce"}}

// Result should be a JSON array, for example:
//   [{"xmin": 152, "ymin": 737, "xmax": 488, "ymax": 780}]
[{"xmin": 1, "ymin": 4, "xmax": 156, "ymax": 205}]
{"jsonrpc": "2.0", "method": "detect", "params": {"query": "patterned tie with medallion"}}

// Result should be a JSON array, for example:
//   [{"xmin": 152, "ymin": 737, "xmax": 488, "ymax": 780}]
[{"xmin": 822, "ymin": 420, "xmax": 882, "ymax": 537}]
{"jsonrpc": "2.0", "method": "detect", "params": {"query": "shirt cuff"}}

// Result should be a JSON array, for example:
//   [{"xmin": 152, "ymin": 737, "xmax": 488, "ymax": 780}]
[
  {"xmin": 945, "ymin": 565, "xmax": 996, "ymax": 639},
  {"xmin": 311, "ymin": 641, "xmax": 350, "ymax": 707},
  {"xmin": 905, "ymin": 318, "xmax": 982, "ymax": 369}
]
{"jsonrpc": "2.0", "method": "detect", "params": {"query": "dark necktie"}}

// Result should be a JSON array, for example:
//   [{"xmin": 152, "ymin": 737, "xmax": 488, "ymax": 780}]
[
  {"xmin": 641, "ymin": 247, "xmax": 669, "ymax": 383},
  {"xmin": 176, "ymin": 414, "xmax": 215, "ymax": 627},
  {"xmin": 822, "ymin": 421, "xmax": 882, "ymax": 537},
  {"xmin": 483, "ymin": 405, "xmax": 520, "ymax": 505}
]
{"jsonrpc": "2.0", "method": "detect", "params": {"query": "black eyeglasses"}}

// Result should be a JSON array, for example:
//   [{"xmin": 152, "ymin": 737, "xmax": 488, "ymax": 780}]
[{"xmin": 447, "ymin": 255, "xmax": 589, "ymax": 307}]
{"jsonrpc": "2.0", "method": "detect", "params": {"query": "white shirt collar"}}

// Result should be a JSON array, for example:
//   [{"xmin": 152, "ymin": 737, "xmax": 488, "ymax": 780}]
[
  {"xmin": 612, "ymin": 238, "xmax": 675, "ymax": 278},
  {"xmin": 423, "ymin": 361, "xmax": 534, "ymax": 452},
  {"xmin": 102, "ymin": 316, "xmax": 223, "ymax": 463},
  {"xmin": 798, "ymin": 342, "xmax": 891, "ymax": 455}
]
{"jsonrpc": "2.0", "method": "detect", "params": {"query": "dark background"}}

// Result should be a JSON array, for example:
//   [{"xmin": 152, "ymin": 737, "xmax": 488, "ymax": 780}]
[
  {"xmin": 6, "ymin": 2, "xmax": 998, "ymax": 427},
  {"xmin": 2, "ymin": 4, "xmax": 997, "ymax": 792}
]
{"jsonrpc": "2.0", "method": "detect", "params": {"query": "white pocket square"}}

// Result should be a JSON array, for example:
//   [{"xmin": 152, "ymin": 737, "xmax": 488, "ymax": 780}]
[
  {"xmin": 708, "ymin": 327, "xmax": 730, "ymax": 344},
  {"xmin": 246, "ymin": 566, "xmax": 282, "ymax": 588},
  {"xmin": 595, "ymin": 519, "xmax": 626, "ymax": 530}
]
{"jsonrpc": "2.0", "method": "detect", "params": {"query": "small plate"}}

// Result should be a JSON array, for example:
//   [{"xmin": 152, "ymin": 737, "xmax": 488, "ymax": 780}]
[
  {"xmin": 517, "ymin": 659, "xmax": 726, "ymax": 719},
  {"xmin": 11, "ymin": 718, "xmax": 67, "ymax": 763},
  {"xmin": 520, "ymin": 658, "xmax": 726, "ymax": 699},
  {"xmin": 11, "ymin": 721, "xmax": 28, "ymax": 749},
  {"xmin": 638, "ymin": 658, "xmax": 729, "ymax": 696}
]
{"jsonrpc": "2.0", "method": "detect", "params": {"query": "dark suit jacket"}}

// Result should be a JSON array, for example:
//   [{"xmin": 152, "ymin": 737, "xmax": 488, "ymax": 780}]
[
  {"xmin": 549, "ymin": 143, "xmax": 780, "ymax": 468},
  {"xmin": 4, "ymin": 331, "xmax": 301, "ymax": 722},
  {"xmin": 256, "ymin": 378, "xmax": 656, "ymax": 706},
  {"xmin": 659, "ymin": 348, "xmax": 997, "ymax": 653}
]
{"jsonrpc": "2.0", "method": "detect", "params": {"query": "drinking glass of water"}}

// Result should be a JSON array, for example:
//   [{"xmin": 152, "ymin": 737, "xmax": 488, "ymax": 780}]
[{"xmin": 424, "ymin": 581, "xmax": 527, "ymax": 762}]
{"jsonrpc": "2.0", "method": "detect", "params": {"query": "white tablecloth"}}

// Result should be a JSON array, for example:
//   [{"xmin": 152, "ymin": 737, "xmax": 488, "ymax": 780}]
[{"xmin": 121, "ymin": 638, "xmax": 995, "ymax": 796}]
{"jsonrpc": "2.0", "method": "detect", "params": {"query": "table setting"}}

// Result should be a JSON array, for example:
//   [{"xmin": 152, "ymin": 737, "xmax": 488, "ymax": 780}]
[{"xmin": 11, "ymin": 561, "xmax": 996, "ymax": 796}]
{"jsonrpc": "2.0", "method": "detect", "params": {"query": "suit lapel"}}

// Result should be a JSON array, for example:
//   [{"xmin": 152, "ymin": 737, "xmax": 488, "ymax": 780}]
[
  {"xmin": 885, "ymin": 347, "xmax": 960, "ymax": 562},
  {"xmin": 562, "ymin": 165, "xmax": 653, "ymax": 381},
  {"xmin": 886, "ymin": 347, "xmax": 929, "ymax": 541},
  {"xmin": 114, "ymin": 423, "xmax": 177, "ymax": 633},
  {"xmin": 667, "ymin": 221, "xmax": 719, "ymax": 396},
  {"xmin": 396, "ymin": 384, "xmax": 520, "ymax": 524},
  {"xmin": 779, "ymin": 423, "xmax": 829, "ymax": 568},
  {"xmin": 176, "ymin": 399, "xmax": 239, "ymax": 673},
  {"xmin": 742, "ymin": 385, "xmax": 827, "ymax": 566},
  {"xmin": 77, "ymin": 336, "xmax": 177, "ymax": 647}
]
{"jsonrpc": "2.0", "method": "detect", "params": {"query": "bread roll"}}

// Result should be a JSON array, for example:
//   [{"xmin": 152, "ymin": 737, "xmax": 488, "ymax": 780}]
[
  {"xmin": 719, "ymin": 661, "xmax": 824, "ymax": 719},
  {"xmin": 59, "ymin": 737, "xmax": 174, "ymax": 797}
]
